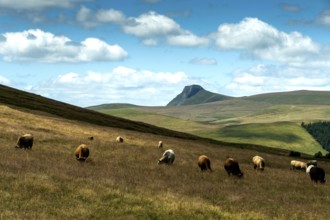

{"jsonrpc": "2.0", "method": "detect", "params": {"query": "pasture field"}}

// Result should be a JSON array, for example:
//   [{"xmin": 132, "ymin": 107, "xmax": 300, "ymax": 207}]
[
  {"xmin": 1, "ymin": 104, "xmax": 330, "ymax": 219},
  {"xmin": 95, "ymin": 102, "xmax": 330, "ymax": 155}
]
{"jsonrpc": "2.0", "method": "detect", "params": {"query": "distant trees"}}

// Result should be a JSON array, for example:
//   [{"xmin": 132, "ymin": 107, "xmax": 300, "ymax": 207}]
[
  {"xmin": 289, "ymin": 151, "xmax": 301, "ymax": 157},
  {"xmin": 301, "ymin": 121, "xmax": 330, "ymax": 154}
]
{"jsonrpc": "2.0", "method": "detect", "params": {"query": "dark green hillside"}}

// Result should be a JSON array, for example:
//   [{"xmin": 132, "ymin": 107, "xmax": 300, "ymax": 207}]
[
  {"xmin": 167, "ymin": 85, "xmax": 233, "ymax": 106},
  {"xmin": 245, "ymin": 90, "xmax": 330, "ymax": 105}
]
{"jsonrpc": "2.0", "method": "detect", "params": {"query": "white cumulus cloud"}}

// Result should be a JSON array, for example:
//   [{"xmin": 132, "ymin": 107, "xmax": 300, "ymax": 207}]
[
  {"xmin": 28, "ymin": 66, "xmax": 205, "ymax": 106},
  {"xmin": 76, "ymin": 8, "xmax": 208, "ymax": 47},
  {"xmin": 213, "ymin": 17, "xmax": 320, "ymax": 64},
  {"xmin": 123, "ymin": 11, "xmax": 181, "ymax": 37},
  {"xmin": 0, "ymin": 29, "xmax": 128, "ymax": 63},
  {"xmin": 226, "ymin": 64, "xmax": 330, "ymax": 96}
]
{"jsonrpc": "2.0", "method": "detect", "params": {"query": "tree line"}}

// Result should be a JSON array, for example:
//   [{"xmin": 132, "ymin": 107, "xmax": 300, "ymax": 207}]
[{"xmin": 301, "ymin": 121, "xmax": 330, "ymax": 158}]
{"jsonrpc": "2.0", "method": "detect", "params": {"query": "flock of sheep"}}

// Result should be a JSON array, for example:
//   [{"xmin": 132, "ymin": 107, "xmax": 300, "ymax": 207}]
[{"xmin": 15, "ymin": 133, "xmax": 326, "ymax": 184}]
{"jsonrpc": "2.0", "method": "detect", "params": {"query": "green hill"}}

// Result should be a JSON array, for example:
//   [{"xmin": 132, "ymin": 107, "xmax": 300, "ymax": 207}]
[
  {"xmin": 167, "ymin": 84, "xmax": 233, "ymax": 106},
  {"xmin": 244, "ymin": 90, "xmax": 330, "ymax": 105},
  {"xmin": 91, "ymin": 88, "xmax": 330, "ymax": 155}
]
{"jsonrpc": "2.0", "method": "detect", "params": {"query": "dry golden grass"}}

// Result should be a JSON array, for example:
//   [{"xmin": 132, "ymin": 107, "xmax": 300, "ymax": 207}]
[{"xmin": 1, "ymin": 104, "xmax": 330, "ymax": 219}]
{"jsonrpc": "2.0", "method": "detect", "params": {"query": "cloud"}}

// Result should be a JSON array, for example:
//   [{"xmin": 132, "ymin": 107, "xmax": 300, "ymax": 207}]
[
  {"xmin": 123, "ymin": 11, "xmax": 181, "ymax": 37},
  {"xmin": 226, "ymin": 64, "xmax": 330, "ymax": 96},
  {"xmin": 123, "ymin": 11, "xmax": 209, "ymax": 46},
  {"xmin": 317, "ymin": 10, "xmax": 330, "ymax": 26},
  {"xmin": 189, "ymin": 57, "xmax": 217, "ymax": 65},
  {"xmin": 0, "ymin": 75, "xmax": 10, "ymax": 84},
  {"xmin": 166, "ymin": 31, "xmax": 209, "ymax": 47},
  {"xmin": 281, "ymin": 3, "xmax": 301, "ymax": 12},
  {"xmin": 77, "ymin": 6, "xmax": 126, "ymax": 28},
  {"xmin": 27, "ymin": 66, "xmax": 205, "ymax": 106},
  {"xmin": 0, "ymin": 0, "xmax": 83, "ymax": 10},
  {"xmin": 76, "ymin": 8, "xmax": 208, "ymax": 47},
  {"xmin": 213, "ymin": 17, "xmax": 319, "ymax": 64},
  {"xmin": 0, "ymin": 29, "xmax": 128, "ymax": 63}
]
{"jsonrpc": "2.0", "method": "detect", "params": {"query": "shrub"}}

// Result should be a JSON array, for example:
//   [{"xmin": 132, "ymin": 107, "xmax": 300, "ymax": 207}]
[{"xmin": 289, "ymin": 151, "xmax": 301, "ymax": 157}]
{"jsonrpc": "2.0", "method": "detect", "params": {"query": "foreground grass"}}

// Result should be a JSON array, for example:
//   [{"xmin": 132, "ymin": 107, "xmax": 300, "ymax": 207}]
[{"xmin": 1, "ymin": 105, "xmax": 330, "ymax": 219}]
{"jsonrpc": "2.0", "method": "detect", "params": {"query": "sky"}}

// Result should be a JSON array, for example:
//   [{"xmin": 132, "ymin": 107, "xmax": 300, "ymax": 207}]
[{"xmin": 1, "ymin": 0, "xmax": 330, "ymax": 107}]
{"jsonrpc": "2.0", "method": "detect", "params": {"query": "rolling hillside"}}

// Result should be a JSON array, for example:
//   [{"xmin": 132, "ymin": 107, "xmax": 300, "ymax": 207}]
[
  {"xmin": 1, "ymin": 84, "xmax": 330, "ymax": 219},
  {"xmin": 90, "ymin": 88, "xmax": 330, "ymax": 155},
  {"xmin": 0, "ymin": 84, "xmax": 203, "ymax": 140},
  {"xmin": 245, "ymin": 90, "xmax": 330, "ymax": 105}
]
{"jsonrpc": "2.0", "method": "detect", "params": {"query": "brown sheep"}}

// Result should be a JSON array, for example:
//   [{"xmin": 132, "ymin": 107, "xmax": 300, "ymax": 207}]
[
  {"xmin": 15, "ymin": 134, "xmax": 33, "ymax": 150},
  {"xmin": 224, "ymin": 158, "xmax": 243, "ymax": 177},
  {"xmin": 197, "ymin": 155, "xmax": 212, "ymax": 172},
  {"xmin": 158, "ymin": 141, "xmax": 163, "ymax": 148},
  {"xmin": 252, "ymin": 155, "xmax": 265, "ymax": 171},
  {"xmin": 74, "ymin": 144, "xmax": 90, "ymax": 161},
  {"xmin": 116, "ymin": 136, "xmax": 124, "ymax": 143},
  {"xmin": 290, "ymin": 160, "xmax": 307, "ymax": 170}
]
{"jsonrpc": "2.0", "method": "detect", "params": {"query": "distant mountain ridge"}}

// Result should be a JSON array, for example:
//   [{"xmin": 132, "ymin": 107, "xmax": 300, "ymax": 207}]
[{"xmin": 166, "ymin": 85, "xmax": 233, "ymax": 106}]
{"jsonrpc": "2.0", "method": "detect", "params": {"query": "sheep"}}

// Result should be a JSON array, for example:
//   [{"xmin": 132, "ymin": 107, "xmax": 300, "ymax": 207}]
[
  {"xmin": 197, "ymin": 155, "xmax": 212, "ymax": 172},
  {"xmin": 290, "ymin": 160, "xmax": 307, "ymax": 170},
  {"xmin": 252, "ymin": 155, "xmax": 265, "ymax": 171},
  {"xmin": 74, "ymin": 144, "xmax": 90, "ymax": 161},
  {"xmin": 224, "ymin": 157, "xmax": 243, "ymax": 177},
  {"xmin": 15, "ymin": 134, "xmax": 33, "ymax": 150},
  {"xmin": 116, "ymin": 136, "xmax": 124, "ymax": 143},
  {"xmin": 158, "ymin": 149, "xmax": 175, "ymax": 165},
  {"xmin": 307, "ymin": 165, "xmax": 326, "ymax": 183}
]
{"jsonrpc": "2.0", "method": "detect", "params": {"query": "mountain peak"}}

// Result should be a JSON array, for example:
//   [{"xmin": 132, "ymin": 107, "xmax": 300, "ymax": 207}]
[
  {"xmin": 181, "ymin": 85, "xmax": 204, "ymax": 99},
  {"xmin": 167, "ymin": 85, "xmax": 233, "ymax": 106}
]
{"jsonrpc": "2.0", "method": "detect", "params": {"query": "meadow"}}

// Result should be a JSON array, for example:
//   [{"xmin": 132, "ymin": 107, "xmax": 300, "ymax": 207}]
[{"xmin": 1, "ymin": 104, "xmax": 330, "ymax": 219}]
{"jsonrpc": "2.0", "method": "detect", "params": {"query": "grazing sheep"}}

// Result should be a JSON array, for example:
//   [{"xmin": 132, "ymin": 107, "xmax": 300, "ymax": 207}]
[
  {"xmin": 308, "ymin": 165, "xmax": 326, "ymax": 183},
  {"xmin": 158, "ymin": 149, "xmax": 175, "ymax": 165},
  {"xmin": 290, "ymin": 160, "xmax": 307, "ymax": 170},
  {"xmin": 116, "ymin": 136, "xmax": 124, "ymax": 143},
  {"xmin": 197, "ymin": 155, "xmax": 212, "ymax": 172},
  {"xmin": 158, "ymin": 141, "xmax": 163, "ymax": 148},
  {"xmin": 252, "ymin": 155, "xmax": 265, "ymax": 171},
  {"xmin": 74, "ymin": 144, "xmax": 90, "ymax": 161},
  {"xmin": 15, "ymin": 134, "xmax": 33, "ymax": 150},
  {"xmin": 224, "ymin": 158, "xmax": 243, "ymax": 177}
]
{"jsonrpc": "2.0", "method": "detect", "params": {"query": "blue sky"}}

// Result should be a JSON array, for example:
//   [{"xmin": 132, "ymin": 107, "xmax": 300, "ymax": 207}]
[{"xmin": 1, "ymin": 0, "xmax": 330, "ymax": 107}]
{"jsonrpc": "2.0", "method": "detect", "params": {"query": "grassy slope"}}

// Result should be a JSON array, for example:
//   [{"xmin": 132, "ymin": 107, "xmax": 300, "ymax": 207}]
[
  {"xmin": 0, "ymin": 84, "xmax": 203, "ymax": 140},
  {"xmin": 1, "ymin": 104, "xmax": 330, "ymax": 219}
]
